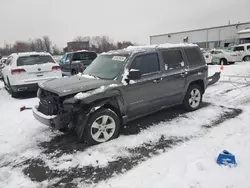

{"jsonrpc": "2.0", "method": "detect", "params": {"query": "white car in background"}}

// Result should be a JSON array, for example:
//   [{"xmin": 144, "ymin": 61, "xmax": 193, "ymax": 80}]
[
  {"xmin": 2, "ymin": 52, "xmax": 62, "ymax": 97},
  {"xmin": 202, "ymin": 51, "xmax": 213, "ymax": 64},
  {"xmin": 228, "ymin": 43, "xmax": 250, "ymax": 62},
  {"xmin": 0, "ymin": 57, "xmax": 7, "ymax": 79},
  {"xmin": 210, "ymin": 49, "xmax": 238, "ymax": 65}
]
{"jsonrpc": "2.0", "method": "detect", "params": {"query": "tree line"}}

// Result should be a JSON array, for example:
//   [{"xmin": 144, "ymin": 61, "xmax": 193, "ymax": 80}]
[
  {"xmin": 0, "ymin": 35, "xmax": 136, "ymax": 56},
  {"xmin": 73, "ymin": 36, "xmax": 136, "ymax": 53}
]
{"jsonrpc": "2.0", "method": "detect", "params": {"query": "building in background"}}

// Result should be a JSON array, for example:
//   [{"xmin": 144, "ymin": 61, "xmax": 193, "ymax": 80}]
[
  {"xmin": 150, "ymin": 22, "xmax": 250, "ymax": 49},
  {"xmin": 64, "ymin": 41, "xmax": 90, "ymax": 52}
]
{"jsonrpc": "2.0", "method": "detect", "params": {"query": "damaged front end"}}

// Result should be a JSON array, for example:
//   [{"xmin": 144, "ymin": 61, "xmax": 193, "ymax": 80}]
[{"xmin": 33, "ymin": 88, "xmax": 84, "ymax": 130}]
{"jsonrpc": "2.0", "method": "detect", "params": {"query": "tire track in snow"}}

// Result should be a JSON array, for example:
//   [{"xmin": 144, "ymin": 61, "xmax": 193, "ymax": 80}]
[{"xmin": 21, "ymin": 105, "xmax": 242, "ymax": 188}]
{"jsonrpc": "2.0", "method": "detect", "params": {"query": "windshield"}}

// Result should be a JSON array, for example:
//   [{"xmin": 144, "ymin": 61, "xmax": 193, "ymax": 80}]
[
  {"xmin": 83, "ymin": 54, "xmax": 128, "ymax": 80},
  {"xmin": 17, "ymin": 55, "xmax": 55, "ymax": 66}
]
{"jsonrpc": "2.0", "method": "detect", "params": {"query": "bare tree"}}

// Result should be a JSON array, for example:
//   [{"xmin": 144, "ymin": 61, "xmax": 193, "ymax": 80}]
[
  {"xmin": 34, "ymin": 38, "xmax": 45, "ymax": 52},
  {"xmin": 74, "ymin": 36, "xmax": 86, "ymax": 42},
  {"xmin": 52, "ymin": 45, "xmax": 62, "ymax": 55},
  {"xmin": 12, "ymin": 41, "xmax": 30, "ymax": 52},
  {"xmin": 43, "ymin": 36, "xmax": 52, "ymax": 53}
]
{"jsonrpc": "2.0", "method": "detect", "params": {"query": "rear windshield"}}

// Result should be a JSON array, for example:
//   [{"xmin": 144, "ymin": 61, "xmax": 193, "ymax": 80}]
[{"xmin": 17, "ymin": 55, "xmax": 55, "ymax": 66}]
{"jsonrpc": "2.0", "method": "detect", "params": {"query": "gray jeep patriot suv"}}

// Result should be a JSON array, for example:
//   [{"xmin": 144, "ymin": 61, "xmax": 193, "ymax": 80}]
[{"xmin": 33, "ymin": 44, "xmax": 208, "ymax": 144}]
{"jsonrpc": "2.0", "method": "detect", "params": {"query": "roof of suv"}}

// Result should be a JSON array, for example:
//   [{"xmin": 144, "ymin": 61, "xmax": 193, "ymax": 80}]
[
  {"xmin": 67, "ymin": 50, "xmax": 97, "ymax": 54},
  {"xmin": 238, "ymin": 43, "xmax": 250, "ymax": 47},
  {"xmin": 102, "ymin": 43, "xmax": 198, "ymax": 56},
  {"xmin": 10, "ymin": 52, "xmax": 52, "ymax": 58}
]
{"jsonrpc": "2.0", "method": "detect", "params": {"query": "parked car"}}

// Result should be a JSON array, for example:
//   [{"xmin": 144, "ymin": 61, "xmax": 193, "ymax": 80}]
[
  {"xmin": 228, "ymin": 43, "xmax": 250, "ymax": 62},
  {"xmin": 2, "ymin": 52, "xmax": 62, "ymax": 97},
  {"xmin": 202, "ymin": 50, "xmax": 213, "ymax": 64},
  {"xmin": 33, "ymin": 44, "xmax": 208, "ymax": 145},
  {"xmin": 59, "ymin": 50, "xmax": 97, "ymax": 76},
  {"xmin": 0, "ymin": 57, "xmax": 7, "ymax": 79},
  {"xmin": 209, "ymin": 49, "xmax": 238, "ymax": 65}
]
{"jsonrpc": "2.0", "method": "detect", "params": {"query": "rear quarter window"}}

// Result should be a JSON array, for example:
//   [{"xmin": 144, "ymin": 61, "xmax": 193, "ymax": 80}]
[
  {"xmin": 17, "ymin": 55, "xmax": 55, "ymax": 66},
  {"xmin": 184, "ymin": 48, "xmax": 203, "ymax": 66}
]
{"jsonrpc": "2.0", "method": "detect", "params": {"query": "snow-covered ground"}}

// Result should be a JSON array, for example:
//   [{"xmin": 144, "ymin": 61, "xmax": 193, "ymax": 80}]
[{"xmin": 1, "ymin": 62, "xmax": 250, "ymax": 188}]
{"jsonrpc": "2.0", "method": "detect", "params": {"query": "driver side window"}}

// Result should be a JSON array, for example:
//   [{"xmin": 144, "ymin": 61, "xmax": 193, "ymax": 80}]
[{"xmin": 130, "ymin": 53, "xmax": 160, "ymax": 76}]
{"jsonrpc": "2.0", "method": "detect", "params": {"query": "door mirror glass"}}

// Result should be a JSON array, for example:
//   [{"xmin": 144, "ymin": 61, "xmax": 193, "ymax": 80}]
[{"xmin": 127, "ymin": 69, "xmax": 141, "ymax": 80}]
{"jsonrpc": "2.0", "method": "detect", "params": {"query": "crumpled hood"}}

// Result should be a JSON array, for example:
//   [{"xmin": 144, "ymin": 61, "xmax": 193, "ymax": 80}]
[{"xmin": 39, "ymin": 76, "xmax": 115, "ymax": 97}]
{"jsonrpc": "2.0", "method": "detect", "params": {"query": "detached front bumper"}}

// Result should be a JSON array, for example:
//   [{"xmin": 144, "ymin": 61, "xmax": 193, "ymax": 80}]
[{"xmin": 32, "ymin": 105, "xmax": 63, "ymax": 130}]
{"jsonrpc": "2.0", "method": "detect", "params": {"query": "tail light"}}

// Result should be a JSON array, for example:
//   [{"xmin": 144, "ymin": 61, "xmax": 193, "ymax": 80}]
[
  {"xmin": 11, "ymin": 68, "xmax": 26, "ymax": 74},
  {"xmin": 80, "ymin": 63, "xmax": 84, "ymax": 68},
  {"xmin": 52, "ymin": 66, "xmax": 61, "ymax": 71}
]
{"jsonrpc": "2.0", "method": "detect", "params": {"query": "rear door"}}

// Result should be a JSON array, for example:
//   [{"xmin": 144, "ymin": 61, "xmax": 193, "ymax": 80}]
[
  {"xmin": 233, "ymin": 46, "xmax": 245, "ymax": 61},
  {"xmin": 16, "ymin": 55, "xmax": 61, "ymax": 84},
  {"xmin": 157, "ymin": 49, "xmax": 187, "ymax": 105},
  {"xmin": 184, "ymin": 47, "xmax": 208, "ymax": 88}
]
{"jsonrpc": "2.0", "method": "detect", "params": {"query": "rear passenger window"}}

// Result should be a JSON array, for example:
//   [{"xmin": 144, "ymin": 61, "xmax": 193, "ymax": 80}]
[
  {"xmin": 162, "ymin": 50, "xmax": 183, "ymax": 70},
  {"xmin": 184, "ymin": 48, "xmax": 203, "ymax": 66},
  {"xmin": 130, "ymin": 54, "xmax": 160, "ymax": 75},
  {"xmin": 86, "ymin": 52, "xmax": 97, "ymax": 60},
  {"xmin": 234, "ymin": 46, "xmax": 244, "ymax": 51},
  {"xmin": 247, "ymin": 46, "xmax": 250, "ymax": 50},
  {"xmin": 72, "ymin": 52, "xmax": 84, "ymax": 61}
]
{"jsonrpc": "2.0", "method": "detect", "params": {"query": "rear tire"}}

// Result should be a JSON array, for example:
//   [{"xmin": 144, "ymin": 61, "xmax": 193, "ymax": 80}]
[
  {"xmin": 7, "ymin": 78, "xmax": 19, "ymax": 98},
  {"xmin": 243, "ymin": 56, "xmax": 250, "ymax": 62},
  {"xmin": 71, "ymin": 69, "xmax": 77, "ymax": 75},
  {"xmin": 77, "ymin": 108, "xmax": 120, "ymax": 145},
  {"xmin": 220, "ymin": 58, "xmax": 228, "ymax": 65},
  {"xmin": 183, "ymin": 84, "xmax": 203, "ymax": 111}
]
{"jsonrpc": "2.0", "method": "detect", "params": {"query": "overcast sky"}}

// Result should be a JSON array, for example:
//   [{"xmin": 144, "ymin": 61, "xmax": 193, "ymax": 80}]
[{"xmin": 0, "ymin": 0, "xmax": 249, "ymax": 48}]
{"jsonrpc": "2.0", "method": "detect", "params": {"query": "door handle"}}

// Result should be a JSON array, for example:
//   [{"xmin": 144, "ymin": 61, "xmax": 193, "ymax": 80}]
[
  {"xmin": 153, "ymin": 78, "xmax": 162, "ymax": 83},
  {"xmin": 181, "ymin": 70, "xmax": 188, "ymax": 77}
]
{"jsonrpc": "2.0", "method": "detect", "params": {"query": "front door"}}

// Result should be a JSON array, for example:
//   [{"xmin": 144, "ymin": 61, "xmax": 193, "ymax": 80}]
[{"xmin": 123, "ymin": 53, "xmax": 163, "ymax": 119}]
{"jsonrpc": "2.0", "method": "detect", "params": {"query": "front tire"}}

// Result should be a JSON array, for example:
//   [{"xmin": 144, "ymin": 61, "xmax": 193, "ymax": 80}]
[
  {"xmin": 183, "ymin": 84, "xmax": 203, "ymax": 111},
  {"xmin": 77, "ymin": 108, "xmax": 120, "ymax": 145}
]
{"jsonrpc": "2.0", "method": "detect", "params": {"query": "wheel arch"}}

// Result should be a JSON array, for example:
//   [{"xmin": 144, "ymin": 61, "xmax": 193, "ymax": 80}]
[
  {"xmin": 220, "ymin": 57, "xmax": 228, "ymax": 64},
  {"xmin": 243, "ymin": 55, "xmax": 250, "ymax": 61},
  {"xmin": 88, "ymin": 96, "xmax": 125, "ymax": 125},
  {"xmin": 188, "ymin": 79, "xmax": 205, "ymax": 94}
]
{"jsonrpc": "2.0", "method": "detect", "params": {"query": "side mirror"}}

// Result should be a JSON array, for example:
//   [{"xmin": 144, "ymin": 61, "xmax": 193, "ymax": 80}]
[{"xmin": 127, "ymin": 69, "xmax": 141, "ymax": 80}]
